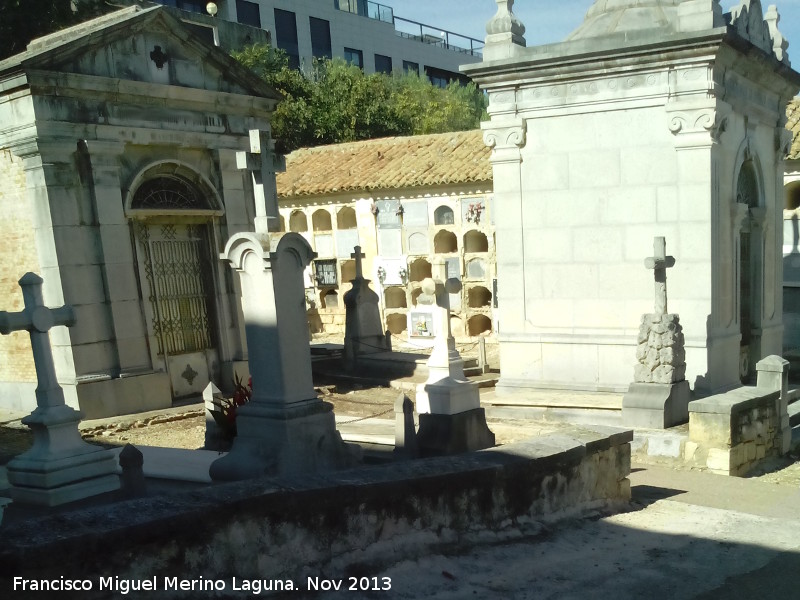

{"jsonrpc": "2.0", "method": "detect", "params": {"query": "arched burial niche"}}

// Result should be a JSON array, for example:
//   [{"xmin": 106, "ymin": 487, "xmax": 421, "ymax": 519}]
[
  {"xmin": 312, "ymin": 209, "xmax": 332, "ymax": 231},
  {"xmin": 411, "ymin": 287, "xmax": 423, "ymax": 306},
  {"xmin": 468, "ymin": 286, "xmax": 492, "ymax": 308},
  {"xmin": 466, "ymin": 258, "xmax": 486, "ymax": 279},
  {"xmin": 341, "ymin": 259, "xmax": 356, "ymax": 283},
  {"xmin": 409, "ymin": 258, "xmax": 432, "ymax": 282},
  {"xmin": 384, "ymin": 287, "xmax": 407, "ymax": 309},
  {"xmin": 337, "ymin": 206, "xmax": 357, "ymax": 229},
  {"xmin": 434, "ymin": 205, "xmax": 455, "ymax": 225},
  {"xmin": 786, "ymin": 180, "xmax": 800, "ymax": 211},
  {"xmin": 735, "ymin": 154, "xmax": 764, "ymax": 383},
  {"xmin": 321, "ymin": 289, "xmax": 339, "ymax": 309},
  {"xmin": 290, "ymin": 210, "xmax": 308, "ymax": 232},
  {"xmin": 434, "ymin": 230, "xmax": 458, "ymax": 254},
  {"xmin": 386, "ymin": 313, "xmax": 407, "ymax": 335},
  {"xmin": 467, "ymin": 314, "xmax": 492, "ymax": 337},
  {"xmin": 463, "ymin": 230, "xmax": 488, "ymax": 253}
]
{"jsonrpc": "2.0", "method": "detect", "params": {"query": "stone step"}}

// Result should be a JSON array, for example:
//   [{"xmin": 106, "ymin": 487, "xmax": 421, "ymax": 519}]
[{"xmin": 481, "ymin": 388, "xmax": 624, "ymax": 427}]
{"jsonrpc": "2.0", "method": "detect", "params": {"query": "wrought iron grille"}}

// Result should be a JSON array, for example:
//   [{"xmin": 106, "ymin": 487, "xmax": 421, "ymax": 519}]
[
  {"xmin": 138, "ymin": 222, "xmax": 214, "ymax": 356},
  {"xmin": 132, "ymin": 175, "xmax": 214, "ymax": 211},
  {"xmin": 315, "ymin": 259, "xmax": 338, "ymax": 286}
]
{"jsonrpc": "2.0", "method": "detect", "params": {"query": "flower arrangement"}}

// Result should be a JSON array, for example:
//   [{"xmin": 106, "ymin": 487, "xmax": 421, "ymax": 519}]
[
  {"xmin": 465, "ymin": 202, "xmax": 483, "ymax": 225},
  {"xmin": 208, "ymin": 373, "xmax": 252, "ymax": 439}
]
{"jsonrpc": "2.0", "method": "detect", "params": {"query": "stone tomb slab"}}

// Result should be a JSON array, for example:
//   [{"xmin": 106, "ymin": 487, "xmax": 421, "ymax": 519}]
[{"xmin": 0, "ymin": 425, "xmax": 632, "ymax": 586}]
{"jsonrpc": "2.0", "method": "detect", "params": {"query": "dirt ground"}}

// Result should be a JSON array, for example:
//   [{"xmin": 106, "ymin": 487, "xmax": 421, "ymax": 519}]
[{"xmin": 1, "ymin": 376, "xmax": 798, "ymax": 487}]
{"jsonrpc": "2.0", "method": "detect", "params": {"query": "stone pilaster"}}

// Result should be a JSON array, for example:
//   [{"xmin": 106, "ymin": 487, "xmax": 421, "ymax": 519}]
[{"xmin": 82, "ymin": 140, "xmax": 151, "ymax": 373}]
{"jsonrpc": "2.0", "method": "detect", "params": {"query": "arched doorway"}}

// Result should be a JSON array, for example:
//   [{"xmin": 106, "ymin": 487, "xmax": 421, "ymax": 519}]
[
  {"xmin": 735, "ymin": 156, "xmax": 763, "ymax": 382},
  {"xmin": 128, "ymin": 165, "xmax": 223, "ymax": 400}
]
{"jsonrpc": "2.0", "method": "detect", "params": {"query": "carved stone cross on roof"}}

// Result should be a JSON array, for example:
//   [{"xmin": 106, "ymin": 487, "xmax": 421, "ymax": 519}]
[
  {"xmin": 0, "ymin": 272, "xmax": 75, "ymax": 409},
  {"xmin": 351, "ymin": 246, "xmax": 366, "ymax": 280},
  {"xmin": 236, "ymin": 128, "xmax": 283, "ymax": 234},
  {"xmin": 644, "ymin": 236, "xmax": 675, "ymax": 315}
]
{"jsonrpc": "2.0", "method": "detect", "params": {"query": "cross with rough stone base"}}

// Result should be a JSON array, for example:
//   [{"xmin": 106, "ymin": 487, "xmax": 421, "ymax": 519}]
[
  {"xmin": 351, "ymin": 246, "xmax": 366, "ymax": 279},
  {"xmin": 0, "ymin": 273, "xmax": 75, "ymax": 408},
  {"xmin": 644, "ymin": 236, "xmax": 675, "ymax": 315},
  {"xmin": 236, "ymin": 128, "xmax": 282, "ymax": 234}
]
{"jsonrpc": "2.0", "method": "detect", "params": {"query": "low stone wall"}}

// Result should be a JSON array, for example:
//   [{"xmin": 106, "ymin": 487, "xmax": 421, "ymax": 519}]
[
  {"xmin": 0, "ymin": 428, "xmax": 631, "ymax": 597},
  {"xmin": 687, "ymin": 387, "xmax": 783, "ymax": 475}
]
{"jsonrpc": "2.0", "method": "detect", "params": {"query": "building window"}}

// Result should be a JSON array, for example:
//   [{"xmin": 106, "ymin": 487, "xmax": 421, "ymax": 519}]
[
  {"xmin": 310, "ymin": 17, "xmax": 332, "ymax": 60},
  {"xmin": 403, "ymin": 60, "xmax": 419, "ymax": 75},
  {"xmin": 425, "ymin": 66, "xmax": 468, "ymax": 88},
  {"xmin": 182, "ymin": 21, "xmax": 216, "ymax": 46},
  {"xmin": 275, "ymin": 8, "xmax": 300, "ymax": 70},
  {"xmin": 375, "ymin": 54, "xmax": 392, "ymax": 74},
  {"xmin": 344, "ymin": 47, "xmax": 363, "ymax": 69},
  {"xmin": 236, "ymin": 0, "xmax": 261, "ymax": 27},
  {"xmin": 315, "ymin": 260, "xmax": 338, "ymax": 286}
]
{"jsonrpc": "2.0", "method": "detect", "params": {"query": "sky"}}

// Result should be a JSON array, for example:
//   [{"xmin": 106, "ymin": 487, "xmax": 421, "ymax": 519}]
[{"xmin": 377, "ymin": 0, "xmax": 800, "ymax": 52}]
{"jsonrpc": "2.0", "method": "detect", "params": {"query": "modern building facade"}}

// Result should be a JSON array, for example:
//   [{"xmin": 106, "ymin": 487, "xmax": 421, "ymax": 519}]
[{"xmin": 151, "ymin": 0, "xmax": 482, "ymax": 83}]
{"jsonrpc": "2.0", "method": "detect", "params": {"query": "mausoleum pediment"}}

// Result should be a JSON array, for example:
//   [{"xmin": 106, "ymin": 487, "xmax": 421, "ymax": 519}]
[{"xmin": 0, "ymin": 6, "xmax": 279, "ymax": 101}]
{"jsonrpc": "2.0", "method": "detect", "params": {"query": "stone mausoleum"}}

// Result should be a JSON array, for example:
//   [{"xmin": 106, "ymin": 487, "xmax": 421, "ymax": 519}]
[
  {"xmin": 465, "ymin": 0, "xmax": 800, "ymax": 396},
  {"xmin": 0, "ymin": 6, "xmax": 280, "ymax": 418}
]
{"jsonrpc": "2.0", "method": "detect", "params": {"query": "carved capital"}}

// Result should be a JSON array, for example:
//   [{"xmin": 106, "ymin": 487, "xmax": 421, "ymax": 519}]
[
  {"xmin": 667, "ymin": 105, "xmax": 730, "ymax": 149},
  {"xmin": 482, "ymin": 119, "xmax": 526, "ymax": 165}
]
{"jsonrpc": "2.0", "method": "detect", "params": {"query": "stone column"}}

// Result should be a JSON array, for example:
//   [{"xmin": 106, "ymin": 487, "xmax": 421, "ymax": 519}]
[
  {"xmin": 482, "ymin": 118, "xmax": 526, "ymax": 375},
  {"xmin": 209, "ymin": 232, "xmax": 357, "ymax": 480}
]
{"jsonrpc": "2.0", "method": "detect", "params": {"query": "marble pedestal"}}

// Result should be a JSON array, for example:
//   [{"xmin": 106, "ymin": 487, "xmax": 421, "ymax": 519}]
[
  {"xmin": 6, "ymin": 404, "xmax": 119, "ymax": 506},
  {"xmin": 622, "ymin": 380, "xmax": 691, "ymax": 429},
  {"xmin": 415, "ymin": 277, "xmax": 494, "ymax": 455},
  {"xmin": 209, "ymin": 400, "xmax": 357, "ymax": 480}
]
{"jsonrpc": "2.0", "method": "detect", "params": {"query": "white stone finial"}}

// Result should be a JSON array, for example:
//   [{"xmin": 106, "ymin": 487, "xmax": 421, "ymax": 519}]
[
  {"xmin": 486, "ymin": 0, "xmax": 526, "ymax": 45},
  {"xmin": 765, "ymin": 5, "xmax": 790, "ymax": 65}
]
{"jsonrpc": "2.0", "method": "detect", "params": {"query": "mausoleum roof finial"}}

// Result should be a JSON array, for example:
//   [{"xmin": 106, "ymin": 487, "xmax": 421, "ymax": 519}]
[{"xmin": 483, "ymin": 0, "xmax": 526, "ymax": 59}]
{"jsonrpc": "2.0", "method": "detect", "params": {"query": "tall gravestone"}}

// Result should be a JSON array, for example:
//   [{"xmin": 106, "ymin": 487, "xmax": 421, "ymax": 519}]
[
  {"xmin": 211, "ymin": 127, "xmax": 355, "ymax": 480},
  {"xmin": 210, "ymin": 233, "xmax": 356, "ymax": 480},
  {"xmin": 0, "ymin": 273, "xmax": 119, "ymax": 505},
  {"xmin": 465, "ymin": 0, "xmax": 800, "ymax": 398},
  {"xmin": 415, "ymin": 277, "xmax": 495, "ymax": 456},
  {"xmin": 622, "ymin": 237, "xmax": 690, "ymax": 428},
  {"xmin": 343, "ymin": 246, "xmax": 387, "ymax": 367}
]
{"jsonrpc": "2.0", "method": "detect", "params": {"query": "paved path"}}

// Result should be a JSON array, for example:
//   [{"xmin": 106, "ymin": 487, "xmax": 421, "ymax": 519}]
[{"xmin": 315, "ymin": 464, "xmax": 800, "ymax": 599}]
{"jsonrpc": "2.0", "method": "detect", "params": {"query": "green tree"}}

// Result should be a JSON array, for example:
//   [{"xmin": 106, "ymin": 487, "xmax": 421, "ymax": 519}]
[
  {"xmin": 232, "ymin": 44, "xmax": 315, "ymax": 153},
  {"xmin": 232, "ymin": 43, "xmax": 487, "ymax": 153},
  {"xmin": 0, "ymin": 1, "xmax": 110, "ymax": 61}
]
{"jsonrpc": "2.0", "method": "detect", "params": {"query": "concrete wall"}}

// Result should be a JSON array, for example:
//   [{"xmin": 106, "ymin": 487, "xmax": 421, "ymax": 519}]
[{"xmin": 0, "ymin": 429, "xmax": 631, "ymax": 591}]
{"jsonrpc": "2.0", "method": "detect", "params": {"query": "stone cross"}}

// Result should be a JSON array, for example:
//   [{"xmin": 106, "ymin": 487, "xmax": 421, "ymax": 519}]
[
  {"xmin": 0, "ymin": 273, "xmax": 75, "ymax": 408},
  {"xmin": 236, "ymin": 128, "xmax": 281, "ymax": 234},
  {"xmin": 351, "ymin": 245, "xmax": 366, "ymax": 279},
  {"xmin": 644, "ymin": 236, "xmax": 675, "ymax": 315}
]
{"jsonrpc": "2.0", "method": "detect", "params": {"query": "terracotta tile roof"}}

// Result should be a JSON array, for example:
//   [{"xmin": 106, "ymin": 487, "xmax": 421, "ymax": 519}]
[
  {"xmin": 788, "ymin": 99, "xmax": 800, "ymax": 160},
  {"xmin": 276, "ymin": 130, "xmax": 491, "ymax": 198}
]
